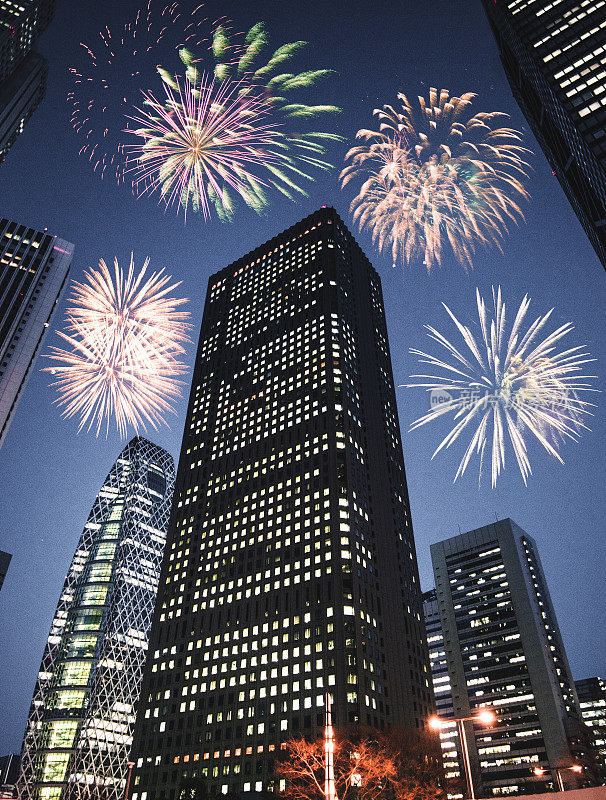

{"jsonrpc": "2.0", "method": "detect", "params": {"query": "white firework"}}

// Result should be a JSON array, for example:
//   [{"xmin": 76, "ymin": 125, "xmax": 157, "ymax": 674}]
[
  {"xmin": 45, "ymin": 255, "xmax": 191, "ymax": 437},
  {"xmin": 405, "ymin": 287, "xmax": 597, "ymax": 487}
]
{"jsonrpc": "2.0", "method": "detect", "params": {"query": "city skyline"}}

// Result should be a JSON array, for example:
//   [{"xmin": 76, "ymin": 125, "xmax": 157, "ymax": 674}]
[{"xmin": 0, "ymin": 0, "xmax": 604, "ymax": 771}]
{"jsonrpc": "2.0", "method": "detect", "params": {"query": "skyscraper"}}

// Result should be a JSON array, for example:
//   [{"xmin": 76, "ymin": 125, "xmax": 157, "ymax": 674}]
[
  {"xmin": 130, "ymin": 207, "xmax": 433, "ymax": 800},
  {"xmin": 0, "ymin": 217, "xmax": 73, "ymax": 448},
  {"xmin": 0, "ymin": 0, "xmax": 55, "ymax": 82},
  {"xmin": 18, "ymin": 436, "xmax": 175, "ymax": 800},
  {"xmin": 0, "ymin": 753, "xmax": 21, "ymax": 795},
  {"xmin": 423, "ymin": 589, "xmax": 462, "ymax": 799},
  {"xmin": 575, "ymin": 678, "xmax": 606, "ymax": 769},
  {"xmin": 0, "ymin": 549, "xmax": 11, "ymax": 592},
  {"xmin": 0, "ymin": 51, "xmax": 48, "ymax": 163},
  {"xmin": 0, "ymin": 0, "xmax": 55, "ymax": 162},
  {"xmin": 480, "ymin": 0, "xmax": 606, "ymax": 269},
  {"xmin": 430, "ymin": 519, "xmax": 595, "ymax": 796}
]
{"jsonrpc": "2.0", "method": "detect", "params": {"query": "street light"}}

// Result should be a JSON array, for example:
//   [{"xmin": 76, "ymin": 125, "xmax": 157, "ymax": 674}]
[
  {"xmin": 533, "ymin": 764, "xmax": 583, "ymax": 792},
  {"xmin": 428, "ymin": 709, "xmax": 497, "ymax": 800},
  {"xmin": 324, "ymin": 692, "xmax": 337, "ymax": 800}
]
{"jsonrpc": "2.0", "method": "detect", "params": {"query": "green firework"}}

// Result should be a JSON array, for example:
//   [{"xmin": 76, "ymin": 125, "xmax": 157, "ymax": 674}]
[{"xmin": 156, "ymin": 21, "xmax": 343, "ymax": 221}]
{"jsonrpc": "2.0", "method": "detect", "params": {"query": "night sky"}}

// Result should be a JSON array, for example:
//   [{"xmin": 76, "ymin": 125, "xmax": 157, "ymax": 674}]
[{"xmin": 0, "ymin": 0, "xmax": 604, "ymax": 756}]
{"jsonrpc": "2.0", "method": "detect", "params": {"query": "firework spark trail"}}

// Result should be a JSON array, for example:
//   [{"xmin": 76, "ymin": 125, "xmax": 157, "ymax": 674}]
[
  {"xmin": 70, "ymin": 10, "xmax": 341, "ymax": 216},
  {"xmin": 45, "ymin": 255, "xmax": 191, "ymax": 438},
  {"xmin": 341, "ymin": 89, "xmax": 531, "ymax": 272},
  {"xmin": 404, "ymin": 287, "xmax": 597, "ymax": 488},
  {"xmin": 125, "ymin": 73, "xmax": 297, "ymax": 219},
  {"xmin": 68, "ymin": 0, "xmax": 210, "ymax": 185},
  {"xmin": 150, "ymin": 21, "xmax": 342, "ymax": 219}
]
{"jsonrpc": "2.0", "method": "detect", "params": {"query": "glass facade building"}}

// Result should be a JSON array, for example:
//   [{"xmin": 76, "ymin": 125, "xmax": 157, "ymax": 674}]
[
  {"xmin": 0, "ymin": 217, "xmax": 73, "ymax": 448},
  {"xmin": 430, "ymin": 519, "xmax": 595, "ymax": 796},
  {"xmin": 18, "ymin": 436, "xmax": 175, "ymax": 800},
  {"xmin": 480, "ymin": 0, "xmax": 606, "ymax": 269},
  {"xmin": 130, "ymin": 207, "xmax": 434, "ymax": 800}
]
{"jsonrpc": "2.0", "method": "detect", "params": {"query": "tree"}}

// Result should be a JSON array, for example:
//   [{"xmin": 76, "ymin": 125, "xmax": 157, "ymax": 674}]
[
  {"xmin": 382, "ymin": 728, "xmax": 446, "ymax": 800},
  {"xmin": 275, "ymin": 728, "xmax": 445, "ymax": 800}
]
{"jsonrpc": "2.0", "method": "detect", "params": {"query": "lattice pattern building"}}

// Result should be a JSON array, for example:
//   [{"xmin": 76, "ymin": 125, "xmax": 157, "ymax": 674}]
[{"xmin": 18, "ymin": 436, "xmax": 175, "ymax": 800}]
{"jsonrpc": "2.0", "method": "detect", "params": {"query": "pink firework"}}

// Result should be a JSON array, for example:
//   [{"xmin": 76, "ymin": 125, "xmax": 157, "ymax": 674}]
[
  {"xmin": 67, "ymin": 0, "xmax": 213, "ymax": 184},
  {"xmin": 126, "ymin": 73, "xmax": 296, "ymax": 219}
]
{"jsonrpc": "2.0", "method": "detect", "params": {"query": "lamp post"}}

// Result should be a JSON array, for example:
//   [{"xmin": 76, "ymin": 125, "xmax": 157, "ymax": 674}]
[
  {"xmin": 429, "ymin": 708, "xmax": 497, "ymax": 800},
  {"xmin": 534, "ymin": 764, "xmax": 583, "ymax": 792},
  {"xmin": 324, "ymin": 692, "xmax": 337, "ymax": 800}
]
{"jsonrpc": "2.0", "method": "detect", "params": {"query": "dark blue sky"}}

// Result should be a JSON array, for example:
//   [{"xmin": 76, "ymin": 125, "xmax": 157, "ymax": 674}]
[{"xmin": 0, "ymin": 0, "xmax": 604, "ymax": 755}]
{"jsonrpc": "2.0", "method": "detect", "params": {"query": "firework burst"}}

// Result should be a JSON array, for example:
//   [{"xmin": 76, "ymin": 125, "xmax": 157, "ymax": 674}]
[
  {"xmin": 405, "ymin": 287, "xmax": 597, "ymax": 487},
  {"xmin": 340, "ymin": 88, "xmax": 531, "ymax": 271},
  {"xmin": 45, "ymin": 255, "xmax": 191, "ymax": 438},
  {"xmin": 68, "ymin": 0, "xmax": 210, "ymax": 184},
  {"xmin": 70, "ymin": 9, "xmax": 341, "ymax": 218},
  {"xmin": 126, "ymin": 73, "xmax": 323, "ymax": 219},
  {"xmin": 149, "ymin": 21, "xmax": 342, "ymax": 219}
]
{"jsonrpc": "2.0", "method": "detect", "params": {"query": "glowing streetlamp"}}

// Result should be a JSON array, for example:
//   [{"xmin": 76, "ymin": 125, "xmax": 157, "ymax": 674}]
[
  {"xmin": 429, "ymin": 708, "xmax": 496, "ymax": 800},
  {"xmin": 324, "ymin": 692, "xmax": 338, "ymax": 800},
  {"xmin": 534, "ymin": 764, "xmax": 583, "ymax": 792}
]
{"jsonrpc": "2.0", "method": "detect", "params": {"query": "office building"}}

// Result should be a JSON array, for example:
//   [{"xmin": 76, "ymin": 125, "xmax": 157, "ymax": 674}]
[
  {"xmin": 0, "ymin": 0, "xmax": 56, "ymax": 162},
  {"xmin": 130, "ymin": 207, "xmax": 433, "ymax": 800},
  {"xmin": 0, "ymin": 549, "xmax": 11, "ymax": 592},
  {"xmin": 0, "ymin": 217, "xmax": 73, "ymax": 448},
  {"xmin": 575, "ymin": 678, "xmax": 606, "ymax": 767},
  {"xmin": 480, "ymin": 0, "xmax": 606, "ymax": 269},
  {"xmin": 0, "ymin": 51, "xmax": 47, "ymax": 163},
  {"xmin": 0, "ymin": 0, "xmax": 55, "ymax": 83},
  {"xmin": 430, "ymin": 519, "xmax": 595, "ymax": 796},
  {"xmin": 18, "ymin": 437, "xmax": 175, "ymax": 800},
  {"xmin": 424, "ymin": 589, "xmax": 463, "ymax": 798}
]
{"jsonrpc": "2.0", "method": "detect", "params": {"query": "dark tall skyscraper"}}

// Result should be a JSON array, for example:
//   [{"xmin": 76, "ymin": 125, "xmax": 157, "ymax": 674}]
[
  {"xmin": 480, "ymin": 0, "xmax": 606, "ymax": 269},
  {"xmin": 0, "ymin": 0, "xmax": 55, "ymax": 162},
  {"xmin": 18, "ymin": 437, "xmax": 175, "ymax": 800},
  {"xmin": 0, "ymin": 217, "xmax": 73, "ymax": 448},
  {"xmin": 0, "ymin": 51, "xmax": 47, "ymax": 163},
  {"xmin": 130, "ymin": 207, "xmax": 433, "ymax": 800},
  {"xmin": 430, "ymin": 519, "xmax": 595, "ymax": 796},
  {"xmin": 0, "ymin": 753, "xmax": 21, "ymax": 795},
  {"xmin": 0, "ymin": 549, "xmax": 11, "ymax": 592},
  {"xmin": 0, "ymin": 0, "xmax": 54, "ymax": 79}
]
